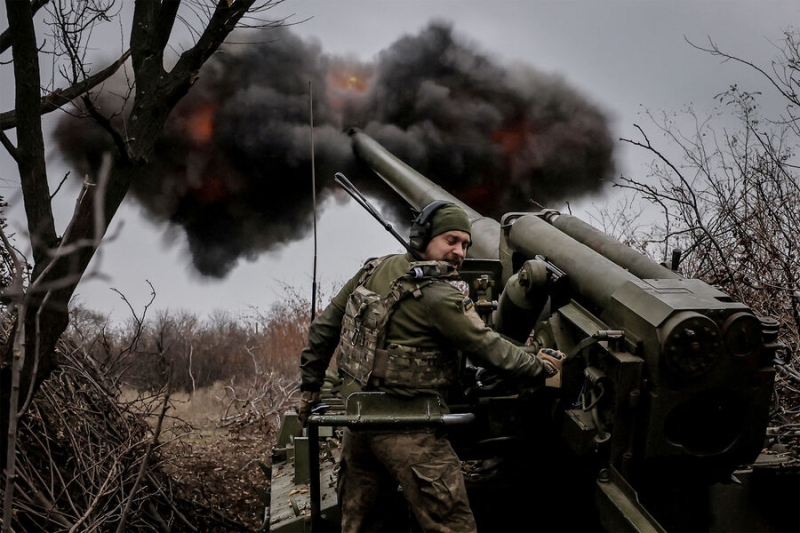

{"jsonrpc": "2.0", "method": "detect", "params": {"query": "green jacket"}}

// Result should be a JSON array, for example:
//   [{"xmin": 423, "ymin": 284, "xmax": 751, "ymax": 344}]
[{"xmin": 299, "ymin": 253, "xmax": 547, "ymax": 398}]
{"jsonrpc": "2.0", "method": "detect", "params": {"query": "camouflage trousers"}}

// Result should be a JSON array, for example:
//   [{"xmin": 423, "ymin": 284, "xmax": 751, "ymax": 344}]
[{"xmin": 338, "ymin": 427, "xmax": 477, "ymax": 533}]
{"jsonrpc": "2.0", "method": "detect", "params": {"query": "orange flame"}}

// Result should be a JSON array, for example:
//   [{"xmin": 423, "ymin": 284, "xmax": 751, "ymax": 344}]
[
  {"xmin": 326, "ymin": 61, "xmax": 373, "ymax": 114},
  {"xmin": 329, "ymin": 72, "xmax": 369, "ymax": 92},
  {"xmin": 187, "ymin": 103, "xmax": 218, "ymax": 145},
  {"xmin": 328, "ymin": 61, "xmax": 371, "ymax": 93},
  {"xmin": 492, "ymin": 124, "xmax": 529, "ymax": 157},
  {"xmin": 191, "ymin": 176, "xmax": 228, "ymax": 207}
]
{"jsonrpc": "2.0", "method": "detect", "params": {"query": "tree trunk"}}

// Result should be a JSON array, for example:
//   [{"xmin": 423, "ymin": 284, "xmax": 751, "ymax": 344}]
[{"xmin": 1, "ymin": 0, "xmax": 261, "ymax": 463}]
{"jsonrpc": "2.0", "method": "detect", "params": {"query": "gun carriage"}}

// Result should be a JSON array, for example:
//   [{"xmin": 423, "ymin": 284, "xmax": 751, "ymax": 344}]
[{"xmin": 269, "ymin": 129, "xmax": 788, "ymax": 532}]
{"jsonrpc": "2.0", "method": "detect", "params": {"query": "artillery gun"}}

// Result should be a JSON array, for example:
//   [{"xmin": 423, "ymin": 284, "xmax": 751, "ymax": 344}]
[{"xmin": 268, "ymin": 130, "xmax": 794, "ymax": 532}]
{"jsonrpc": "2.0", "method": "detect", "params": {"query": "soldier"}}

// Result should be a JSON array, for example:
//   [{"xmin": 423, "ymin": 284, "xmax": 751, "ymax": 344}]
[{"xmin": 298, "ymin": 201, "xmax": 564, "ymax": 533}]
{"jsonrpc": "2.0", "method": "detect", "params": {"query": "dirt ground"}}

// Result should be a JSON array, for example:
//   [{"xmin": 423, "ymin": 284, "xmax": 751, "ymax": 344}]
[
  {"xmin": 157, "ymin": 404, "xmax": 280, "ymax": 532},
  {"xmin": 151, "ymin": 385, "xmax": 799, "ymax": 533}
]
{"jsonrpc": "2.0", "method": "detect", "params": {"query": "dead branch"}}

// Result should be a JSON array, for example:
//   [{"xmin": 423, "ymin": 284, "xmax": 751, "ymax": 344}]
[{"xmin": 116, "ymin": 355, "xmax": 172, "ymax": 533}]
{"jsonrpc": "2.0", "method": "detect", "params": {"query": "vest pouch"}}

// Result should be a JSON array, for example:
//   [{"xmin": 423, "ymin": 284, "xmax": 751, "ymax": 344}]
[
  {"xmin": 375, "ymin": 343, "xmax": 457, "ymax": 388},
  {"xmin": 337, "ymin": 285, "xmax": 387, "ymax": 386},
  {"xmin": 336, "ymin": 260, "xmax": 455, "ymax": 390}
]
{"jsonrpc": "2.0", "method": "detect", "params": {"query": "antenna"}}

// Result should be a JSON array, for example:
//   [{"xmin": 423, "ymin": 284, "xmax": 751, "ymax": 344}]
[
  {"xmin": 309, "ymin": 81, "xmax": 318, "ymax": 321},
  {"xmin": 334, "ymin": 172, "xmax": 422, "ymax": 260}
]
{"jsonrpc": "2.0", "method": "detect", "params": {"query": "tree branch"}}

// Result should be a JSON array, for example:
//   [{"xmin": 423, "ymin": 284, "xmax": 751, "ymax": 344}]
[{"xmin": 0, "ymin": 50, "xmax": 132, "ymax": 132}]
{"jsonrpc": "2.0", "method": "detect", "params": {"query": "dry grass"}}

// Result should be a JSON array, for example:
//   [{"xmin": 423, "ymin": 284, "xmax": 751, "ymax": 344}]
[
  {"xmin": 2, "ymin": 289, "xmax": 311, "ymax": 532},
  {"xmin": 121, "ymin": 382, "xmax": 232, "ymax": 430},
  {"xmin": 152, "ymin": 381, "xmax": 281, "ymax": 533}
]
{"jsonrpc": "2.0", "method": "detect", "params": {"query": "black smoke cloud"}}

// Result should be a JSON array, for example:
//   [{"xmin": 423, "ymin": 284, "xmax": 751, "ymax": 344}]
[{"xmin": 54, "ymin": 22, "xmax": 615, "ymax": 277}]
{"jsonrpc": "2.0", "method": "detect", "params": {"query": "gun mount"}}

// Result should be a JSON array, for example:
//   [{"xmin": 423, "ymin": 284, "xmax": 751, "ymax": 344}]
[{"xmin": 268, "ymin": 129, "xmax": 793, "ymax": 532}]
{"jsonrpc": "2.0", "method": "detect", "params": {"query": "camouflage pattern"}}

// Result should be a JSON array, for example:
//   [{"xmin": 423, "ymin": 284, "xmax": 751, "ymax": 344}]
[
  {"xmin": 375, "ymin": 342, "xmax": 457, "ymax": 388},
  {"xmin": 298, "ymin": 252, "xmax": 550, "ymax": 530},
  {"xmin": 337, "ymin": 255, "xmax": 392, "ymax": 388},
  {"xmin": 338, "ymin": 427, "xmax": 477, "ymax": 533},
  {"xmin": 337, "ymin": 260, "xmax": 462, "ymax": 389},
  {"xmin": 447, "ymin": 279, "xmax": 471, "ymax": 297},
  {"xmin": 337, "ymin": 284, "xmax": 387, "ymax": 385},
  {"xmin": 405, "ymin": 260, "xmax": 459, "ymax": 279},
  {"xmin": 300, "ymin": 253, "xmax": 547, "ymax": 396}
]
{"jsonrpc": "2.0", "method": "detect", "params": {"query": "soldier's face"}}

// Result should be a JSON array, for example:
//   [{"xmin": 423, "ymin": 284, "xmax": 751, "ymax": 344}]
[{"xmin": 422, "ymin": 230, "xmax": 471, "ymax": 269}]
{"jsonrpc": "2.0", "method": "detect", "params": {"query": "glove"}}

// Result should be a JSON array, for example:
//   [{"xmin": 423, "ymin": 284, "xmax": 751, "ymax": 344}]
[
  {"xmin": 297, "ymin": 391, "xmax": 321, "ymax": 427},
  {"xmin": 537, "ymin": 348, "xmax": 566, "ymax": 377}
]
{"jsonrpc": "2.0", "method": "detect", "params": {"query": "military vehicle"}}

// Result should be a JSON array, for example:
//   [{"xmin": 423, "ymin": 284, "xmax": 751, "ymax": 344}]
[{"xmin": 268, "ymin": 129, "xmax": 797, "ymax": 532}]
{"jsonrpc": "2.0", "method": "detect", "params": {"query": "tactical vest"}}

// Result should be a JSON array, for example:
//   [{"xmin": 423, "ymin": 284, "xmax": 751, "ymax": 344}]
[{"xmin": 336, "ymin": 258, "xmax": 461, "ymax": 389}]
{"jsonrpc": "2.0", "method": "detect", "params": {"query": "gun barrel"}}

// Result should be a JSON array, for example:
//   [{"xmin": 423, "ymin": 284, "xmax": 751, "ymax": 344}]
[
  {"xmin": 546, "ymin": 212, "xmax": 681, "ymax": 280},
  {"xmin": 342, "ymin": 129, "xmax": 781, "ymax": 533},
  {"xmin": 350, "ymin": 129, "xmax": 501, "ymax": 259},
  {"xmin": 507, "ymin": 215, "xmax": 643, "ymax": 310},
  {"xmin": 350, "ymin": 129, "xmax": 660, "ymax": 305}
]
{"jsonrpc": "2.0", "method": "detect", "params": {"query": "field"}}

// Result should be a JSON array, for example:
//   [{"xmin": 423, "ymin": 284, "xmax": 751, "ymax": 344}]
[
  {"xmin": 2, "ymin": 287, "xmax": 798, "ymax": 531},
  {"xmin": 3, "ymin": 302, "xmax": 305, "ymax": 532},
  {"xmin": 155, "ymin": 385, "xmax": 278, "ymax": 531}
]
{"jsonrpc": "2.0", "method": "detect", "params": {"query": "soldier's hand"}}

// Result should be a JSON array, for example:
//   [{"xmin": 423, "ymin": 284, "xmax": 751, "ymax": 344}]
[
  {"xmin": 537, "ymin": 348, "xmax": 566, "ymax": 376},
  {"xmin": 297, "ymin": 391, "xmax": 321, "ymax": 427}
]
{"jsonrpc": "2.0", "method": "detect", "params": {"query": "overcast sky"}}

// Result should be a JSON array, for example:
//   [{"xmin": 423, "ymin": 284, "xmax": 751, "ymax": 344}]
[{"xmin": 4, "ymin": 0, "xmax": 799, "ymax": 322}]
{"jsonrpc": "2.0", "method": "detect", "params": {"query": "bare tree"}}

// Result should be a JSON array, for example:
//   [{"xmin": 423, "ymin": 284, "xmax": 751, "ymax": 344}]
[
  {"xmin": 616, "ymin": 30, "xmax": 800, "ymax": 447},
  {"xmin": 0, "ymin": 0, "xmax": 288, "ymax": 497}
]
